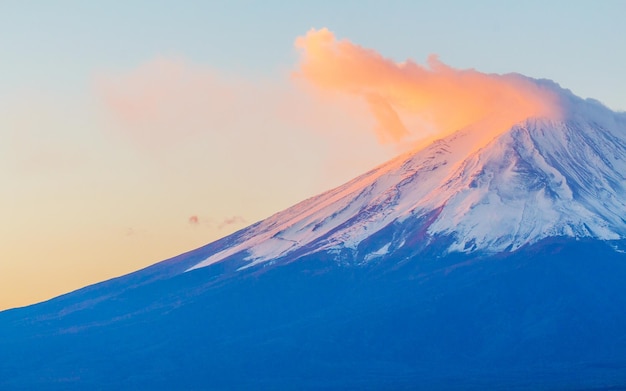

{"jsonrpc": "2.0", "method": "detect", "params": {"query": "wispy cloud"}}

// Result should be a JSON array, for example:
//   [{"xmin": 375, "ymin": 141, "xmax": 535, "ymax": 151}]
[
  {"xmin": 218, "ymin": 215, "xmax": 246, "ymax": 229},
  {"xmin": 93, "ymin": 56, "xmax": 379, "ymax": 155},
  {"xmin": 187, "ymin": 215, "xmax": 246, "ymax": 229},
  {"xmin": 294, "ymin": 28, "xmax": 561, "ymax": 145},
  {"xmin": 94, "ymin": 58, "xmax": 242, "ymax": 149},
  {"xmin": 92, "ymin": 28, "xmax": 562, "ymax": 189}
]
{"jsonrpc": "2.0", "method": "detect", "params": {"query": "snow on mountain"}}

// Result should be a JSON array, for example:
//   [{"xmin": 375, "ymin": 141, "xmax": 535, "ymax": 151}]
[{"xmin": 189, "ymin": 84, "xmax": 626, "ymax": 272}]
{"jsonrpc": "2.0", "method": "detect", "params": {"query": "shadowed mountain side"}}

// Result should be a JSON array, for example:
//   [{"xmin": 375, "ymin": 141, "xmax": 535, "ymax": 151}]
[{"xmin": 1, "ymin": 238, "xmax": 626, "ymax": 390}]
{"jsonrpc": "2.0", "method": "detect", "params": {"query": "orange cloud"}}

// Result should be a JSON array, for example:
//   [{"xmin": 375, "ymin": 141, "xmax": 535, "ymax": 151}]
[{"xmin": 294, "ymin": 28, "xmax": 561, "ymax": 145}]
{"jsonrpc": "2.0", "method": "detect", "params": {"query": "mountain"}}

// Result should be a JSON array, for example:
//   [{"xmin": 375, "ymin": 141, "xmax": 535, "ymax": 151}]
[{"xmin": 2, "ymin": 82, "xmax": 626, "ymax": 390}]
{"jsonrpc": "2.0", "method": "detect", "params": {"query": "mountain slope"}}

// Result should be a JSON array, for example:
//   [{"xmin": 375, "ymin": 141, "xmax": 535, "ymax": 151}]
[
  {"xmin": 1, "ymin": 82, "xmax": 626, "ymax": 390},
  {"xmin": 2, "ymin": 238, "xmax": 626, "ymax": 390},
  {"xmin": 188, "ymin": 87, "xmax": 626, "ymax": 271}
]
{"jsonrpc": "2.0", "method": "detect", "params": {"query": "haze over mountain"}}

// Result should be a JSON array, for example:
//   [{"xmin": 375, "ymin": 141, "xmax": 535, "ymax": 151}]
[{"xmin": 2, "ymin": 70, "xmax": 626, "ymax": 389}]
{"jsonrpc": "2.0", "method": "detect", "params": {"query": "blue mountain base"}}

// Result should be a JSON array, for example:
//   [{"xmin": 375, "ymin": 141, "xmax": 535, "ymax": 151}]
[{"xmin": 2, "ymin": 238, "xmax": 626, "ymax": 390}]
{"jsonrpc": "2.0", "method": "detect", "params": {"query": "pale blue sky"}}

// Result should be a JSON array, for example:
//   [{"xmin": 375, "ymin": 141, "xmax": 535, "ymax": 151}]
[{"xmin": 2, "ymin": 1, "xmax": 626, "ymax": 109}]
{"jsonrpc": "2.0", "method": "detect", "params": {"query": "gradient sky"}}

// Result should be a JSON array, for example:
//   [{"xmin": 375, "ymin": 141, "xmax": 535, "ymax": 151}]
[{"xmin": 2, "ymin": 0, "xmax": 625, "ymax": 311}]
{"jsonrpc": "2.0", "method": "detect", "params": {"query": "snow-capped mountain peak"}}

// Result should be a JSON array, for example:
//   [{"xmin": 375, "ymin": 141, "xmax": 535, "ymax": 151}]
[{"xmin": 188, "ymin": 85, "xmax": 626, "ymax": 272}]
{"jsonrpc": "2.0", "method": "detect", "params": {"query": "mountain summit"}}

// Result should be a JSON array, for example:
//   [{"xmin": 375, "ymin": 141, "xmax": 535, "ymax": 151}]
[
  {"xmin": 189, "ymin": 83, "xmax": 626, "ymax": 272},
  {"xmin": 2, "ymin": 81, "xmax": 626, "ymax": 390}
]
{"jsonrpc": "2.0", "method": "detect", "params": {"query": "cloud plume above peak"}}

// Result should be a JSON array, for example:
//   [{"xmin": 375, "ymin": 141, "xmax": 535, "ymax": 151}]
[{"xmin": 295, "ymin": 28, "xmax": 561, "ymax": 145}]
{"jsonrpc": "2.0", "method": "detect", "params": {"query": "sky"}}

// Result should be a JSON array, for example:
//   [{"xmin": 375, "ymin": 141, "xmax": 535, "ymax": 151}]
[{"xmin": 2, "ymin": 0, "xmax": 625, "ymax": 311}]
